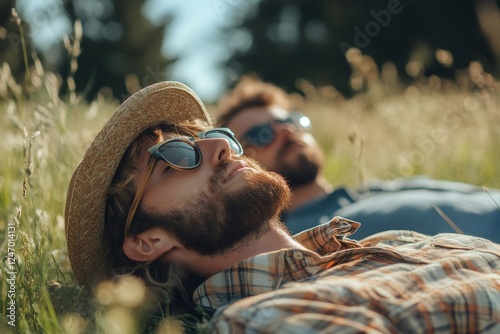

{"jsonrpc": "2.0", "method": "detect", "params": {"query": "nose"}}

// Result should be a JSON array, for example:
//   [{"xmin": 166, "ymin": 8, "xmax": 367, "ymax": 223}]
[
  {"xmin": 273, "ymin": 120, "xmax": 298, "ymax": 139},
  {"xmin": 196, "ymin": 138, "xmax": 233, "ymax": 166}
]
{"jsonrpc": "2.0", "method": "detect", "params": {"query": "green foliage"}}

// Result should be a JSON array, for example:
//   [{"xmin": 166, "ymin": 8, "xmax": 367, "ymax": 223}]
[
  {"xmin": 0, "ymin": 0, "xmax": 33, "ymax": 86},
  {"xmin": 0, "ymin": 41, "xmax": 117, "ymax": 332},
  {"xmin": 61, "ymin": 0, "xmax": 176, "ymax": 101},
  {"xmin": 226, "ymin": 0, "xmax": 500, "ymax": 96},
  {"xmin": 0, "ymin": 16, "xmax": 499, "ymax": 333},
  {"xmin": 3, "ymin": 0, "xmax": 175, "ymax": 102}
]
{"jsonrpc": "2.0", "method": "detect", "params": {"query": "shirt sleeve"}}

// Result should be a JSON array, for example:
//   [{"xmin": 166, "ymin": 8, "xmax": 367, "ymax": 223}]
[{"xmin": 208, "ymin": 235, "xmax": 500, "ymax": 333}]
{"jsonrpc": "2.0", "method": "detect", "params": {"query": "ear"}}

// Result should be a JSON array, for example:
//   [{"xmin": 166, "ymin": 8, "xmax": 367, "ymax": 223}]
[{"xmin": 123, "ymin": 227, "xmax": 175, "ymax": 262}]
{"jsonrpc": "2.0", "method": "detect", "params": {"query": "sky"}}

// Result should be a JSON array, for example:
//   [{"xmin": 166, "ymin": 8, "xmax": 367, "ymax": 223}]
[
  {"xmin": 16, "ymin": 0, "xmax": 255, "ymax": 102},
  {"xmin": 143, "ymin": 0, "xmax": 244, "ymax": 102}
]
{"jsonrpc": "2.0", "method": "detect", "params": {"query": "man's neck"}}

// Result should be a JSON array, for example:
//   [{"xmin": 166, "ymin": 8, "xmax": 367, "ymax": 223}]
[
  {"xmin": 181, "ymin": 223, "xmax": 307, "ymax": 278},
  {"xmin": 288, "ymin": 176, "xmax": 333, "ymax": 211}
]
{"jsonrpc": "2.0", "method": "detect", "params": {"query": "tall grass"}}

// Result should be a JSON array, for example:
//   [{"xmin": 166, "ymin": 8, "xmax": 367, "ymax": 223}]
[
  {"xmin": 0, "ymin": 15, "xmax": 117, "ymax": 333},
  {"xmin": 1, "ymin": 15, "xmax": 499, "ymax": 334},
  {"xmin": 295, "ymin": 50, "xmax": 500, "ymax": 189}
]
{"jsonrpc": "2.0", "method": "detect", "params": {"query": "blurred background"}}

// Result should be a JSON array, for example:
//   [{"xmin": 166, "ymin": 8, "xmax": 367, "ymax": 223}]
[
  {"xmin": 1, "ymin": 0, "xmax": 500, "ymax": 103},
  {"xmin": 2, "ymin": 2, "xmax": 500, "ymax": 332}
]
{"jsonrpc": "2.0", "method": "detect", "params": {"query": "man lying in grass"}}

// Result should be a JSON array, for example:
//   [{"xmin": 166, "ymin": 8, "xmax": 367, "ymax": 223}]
[
  {"xmin": 65, "ymin": 81, "xmax": 500, "ymax": 332},
  {"xmin": 217, "ymin": 76, "xmax": 500, "ymax": 242}
]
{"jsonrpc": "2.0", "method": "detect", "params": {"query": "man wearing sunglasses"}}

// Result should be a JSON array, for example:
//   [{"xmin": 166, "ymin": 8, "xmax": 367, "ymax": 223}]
[
  {"xmin": 65, "ymin": 81, "xmax": 500, "ymax": 332},
  {"xmin": 66, "ymin": 81, "xmax": 294, "ymax": 315},
  {"xmin": 217, "ymin": 76, "xmax": 500, "ymax": 243}
]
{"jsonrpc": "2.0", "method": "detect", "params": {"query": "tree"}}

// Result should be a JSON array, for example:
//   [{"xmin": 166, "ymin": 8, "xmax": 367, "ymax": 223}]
[
  {"xmin": 224, "ymin": 0, "xmax": 499, "ymax": 95},
  {"xmin": 59, "ymin": 0, "xmax": 175, "ymax": 101},
  {"xmin": 0, "ymin": 0, "xmax": 34, "ymax": 92}
]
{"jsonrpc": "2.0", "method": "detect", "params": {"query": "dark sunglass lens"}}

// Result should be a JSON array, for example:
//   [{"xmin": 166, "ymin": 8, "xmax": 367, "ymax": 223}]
[
  {"xmin": 206, "ymin": 131, "xmax": 243, "ymax": 155},
  {"xmin": 158, "ymin": 141, "xmax": 199, "ymax": 168},
  {"xmin": 245, "ymin": 124, "xmax": 275, "ymax": 147}
]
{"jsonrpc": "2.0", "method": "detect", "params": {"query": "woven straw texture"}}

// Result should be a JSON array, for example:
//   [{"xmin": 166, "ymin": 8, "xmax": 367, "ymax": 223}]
[{"xmin": 65, "ymin": 81, "xmax": 212, "ymax": 286}]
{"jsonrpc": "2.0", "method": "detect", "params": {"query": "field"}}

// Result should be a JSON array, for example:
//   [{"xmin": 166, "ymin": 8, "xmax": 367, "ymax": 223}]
[{"xmin": 1, "ymin": 52, "xmax": 499, "ymax": 333}]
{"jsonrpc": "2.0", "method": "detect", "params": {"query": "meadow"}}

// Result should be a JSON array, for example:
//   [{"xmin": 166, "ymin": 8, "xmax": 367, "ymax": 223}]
[{"xmin": 1, "ymin": 48, "xmax": 499, "ymax": 332}]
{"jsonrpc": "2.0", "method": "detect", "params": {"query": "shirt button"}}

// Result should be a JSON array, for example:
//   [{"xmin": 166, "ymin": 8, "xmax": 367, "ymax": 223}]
[{"xmin": 293, "ymin": 252, "xmax": 304, "ymax": 260}]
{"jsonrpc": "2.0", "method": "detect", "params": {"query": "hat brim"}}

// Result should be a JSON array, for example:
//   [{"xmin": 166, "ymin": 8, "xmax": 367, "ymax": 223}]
[{"xmin": 65, "ymin": 81, "xmax": 212, "ymax": 286}]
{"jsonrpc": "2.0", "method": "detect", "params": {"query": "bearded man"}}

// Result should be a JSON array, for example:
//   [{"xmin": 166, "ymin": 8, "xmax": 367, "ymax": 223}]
[{"xmin": 65, "ymin": 81, "xmax": 500, "ymax": 333}]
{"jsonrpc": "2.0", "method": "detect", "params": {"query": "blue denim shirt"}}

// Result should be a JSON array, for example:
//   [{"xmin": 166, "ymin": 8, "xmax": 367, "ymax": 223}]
[{"xmin": 282, "ymin": 176, "xmax": 500, "ymax": 243}]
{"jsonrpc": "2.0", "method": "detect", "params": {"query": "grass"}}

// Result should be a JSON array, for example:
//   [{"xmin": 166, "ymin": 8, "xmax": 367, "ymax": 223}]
[{"xmin": 1, "ymin": 21, "xmax": 499, "ymax": 334}]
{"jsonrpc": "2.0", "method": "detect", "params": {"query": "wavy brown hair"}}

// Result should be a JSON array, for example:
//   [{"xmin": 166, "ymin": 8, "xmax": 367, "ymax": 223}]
[
  {"xmin": 104, "ymin": 120, "xmax": 208, "ymax": 317},
  {"xmin": 217, "ymin": 75, "xmax": 292, "ymax": 127}
]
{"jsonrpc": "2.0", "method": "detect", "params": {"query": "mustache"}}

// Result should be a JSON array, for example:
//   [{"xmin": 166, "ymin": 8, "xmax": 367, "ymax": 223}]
[
  {"xmin": 209, "ymin": 156, "xmax": 264, "ymax": 192},
  {"xmin": 277, "ymin": 133, "xmax": 306, "ymax": 158}
]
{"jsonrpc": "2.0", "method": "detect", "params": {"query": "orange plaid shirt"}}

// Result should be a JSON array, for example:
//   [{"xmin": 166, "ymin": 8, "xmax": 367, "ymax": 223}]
[{"xmin": 193, "ymin": 217, "xmax": 500, "ymax": 333}]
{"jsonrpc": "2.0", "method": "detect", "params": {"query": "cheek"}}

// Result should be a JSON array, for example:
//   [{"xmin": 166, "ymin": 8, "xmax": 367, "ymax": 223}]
[
  {"xmin": 142, "ymin": 187, "xmax": 178, "ymax": 212},
  {"xmin": 242, "ymin": 147, "xmax": 257, "ymax": 159},
  {"xmin": 302, "ymin": 133, "xmax": 318, "ymax": 147},
  {"xmin": 143, "ymin": 173, "xmax": 212, "ymax": 211},
  {"xmin": 252, "ymin": 149, "xmax": 278, "ymax": 171}
]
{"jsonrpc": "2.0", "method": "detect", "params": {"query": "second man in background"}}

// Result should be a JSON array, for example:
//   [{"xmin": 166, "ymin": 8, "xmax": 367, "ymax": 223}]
[{"xmin": 216, "ymin": 76, "xmax": 500, "ymax": 242}]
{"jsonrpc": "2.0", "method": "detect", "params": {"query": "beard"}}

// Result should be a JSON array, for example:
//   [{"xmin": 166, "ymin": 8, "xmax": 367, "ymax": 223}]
[
  {"xmin": 275, "ymin": 138, "xmax": 324, "ymax": 188},
  {"xmin": 136, "ymin": 156, "xmax": 291, "ymax": 256}
]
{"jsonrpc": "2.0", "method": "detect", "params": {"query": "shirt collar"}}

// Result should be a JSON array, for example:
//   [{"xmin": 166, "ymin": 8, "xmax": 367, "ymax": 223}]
[{"xmin": 192, "ymin": 217, "xmax": 362, "ymax": 313}]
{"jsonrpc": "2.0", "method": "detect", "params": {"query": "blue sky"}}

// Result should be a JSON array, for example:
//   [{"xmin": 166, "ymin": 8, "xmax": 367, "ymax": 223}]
[
  {"xmin": 143, "ymin": 0, "xmax": 241, "ymax": 102},
  {"xmin": 17, "ymin": 0, "xmax": 256, "ymax": 102}
]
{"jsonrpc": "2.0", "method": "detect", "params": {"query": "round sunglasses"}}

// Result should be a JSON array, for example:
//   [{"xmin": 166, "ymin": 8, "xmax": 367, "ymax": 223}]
[
  {"xmin": 148, "ymin": 127, "xmax": 243, "ymax": 169},
  {"xmin": 124, "ymin": 127, "xmax": 243, "ymax": 237},
  {"xmin": 241, "ymin": 112, "xmax": 311, "ymax": 148}
]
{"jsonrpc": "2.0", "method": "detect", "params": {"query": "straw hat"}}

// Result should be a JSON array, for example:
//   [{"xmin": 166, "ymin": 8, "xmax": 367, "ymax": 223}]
[{"xmin": 65, "ymin": 81, "xmax": 212, "ymax": 287}]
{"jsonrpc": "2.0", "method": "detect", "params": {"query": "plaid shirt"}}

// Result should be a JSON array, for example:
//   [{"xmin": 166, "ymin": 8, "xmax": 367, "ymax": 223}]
[{"xmin": 193, "ymin": 217, "xmax": 500, "ymax": 333}]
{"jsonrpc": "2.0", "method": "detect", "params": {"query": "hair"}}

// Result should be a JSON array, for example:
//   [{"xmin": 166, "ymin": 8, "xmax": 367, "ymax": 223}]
[
  {"xmin": 217, "ymin": 75, "xmax": 292, "ymax": 127},
  {"xmin": 104, "ymin": 120, "xmax": 208, "ymax": 317}
]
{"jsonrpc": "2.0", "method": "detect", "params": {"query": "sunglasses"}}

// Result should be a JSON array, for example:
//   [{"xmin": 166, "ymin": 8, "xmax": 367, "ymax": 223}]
[
  {"xmin": 124, "ymin": 127, "xmax": 243, "ymax": 237},
  {"xmin": 148, "ymin": 127, "xmax": 243, "ymax": 169},
  {"xmin": 241, "ymin": 112, "xmax": 311, "ymax": 148}
]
